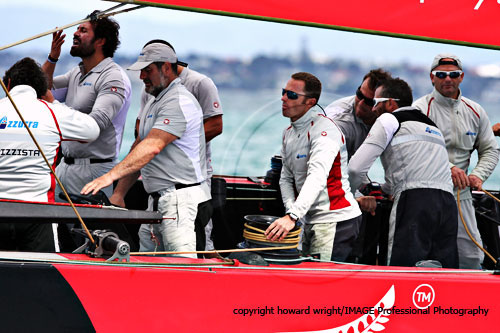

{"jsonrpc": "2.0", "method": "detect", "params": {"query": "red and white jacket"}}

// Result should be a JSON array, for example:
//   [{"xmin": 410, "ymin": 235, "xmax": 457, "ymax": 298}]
[
  {"xmin": 0, "ymin": 85, "xmax": 99, "ymax": 202},
  {"xmin": 280, "ymin": 108, "xmax": 361, "ymax": 224}
]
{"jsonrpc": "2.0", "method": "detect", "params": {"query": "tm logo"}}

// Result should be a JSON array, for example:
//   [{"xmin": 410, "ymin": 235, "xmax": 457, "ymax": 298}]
[{"xmin": 412, "ymin": 284, "xmax": 435, "ymax": 309}]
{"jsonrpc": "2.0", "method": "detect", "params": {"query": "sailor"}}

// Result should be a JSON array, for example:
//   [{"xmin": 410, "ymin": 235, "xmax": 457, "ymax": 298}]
[
  {"xmin": 111, "ymin": 39, "xmax": 222, "ymax": 256},
  {"xmin": 0, "ymin": 57, "xmax": 99, "ymax": 251},
  {"xmin": 349, "ymin": 78, "xmax": 458, "ymax": 268},
  {"xmin": 265, "ymin": 72, "xmax": 362, "ymax": 261},
  {"xmin": 413, "ymin": 54, "xmax": 500, "ymax": 269},
  {"xmin": 324, "ymin": 69, "xmax": 392, "ymax": 214},
  {"xmin": 42, "ymin": 11, "xmax": 131, "ymax": 198},
  {"xmin": 81, "ymin": 42, "xmax": 209, "ymax": 258}
]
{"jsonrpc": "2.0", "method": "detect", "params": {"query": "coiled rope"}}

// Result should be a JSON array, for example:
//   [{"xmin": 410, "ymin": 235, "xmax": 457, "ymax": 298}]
[{"xmin": 243, "ymin": 222, "xmax": 301, "ymax": 244}]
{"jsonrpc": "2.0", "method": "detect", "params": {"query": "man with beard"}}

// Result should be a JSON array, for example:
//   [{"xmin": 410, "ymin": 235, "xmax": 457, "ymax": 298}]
[
  {"xmin": 265, "ymin": 72, "xmax": 361, "ymax": 262},
  {"xmin": 81, "ymin": 42, "xmax": 209, "ymax": 258},
  {"xmin": 413, "ymin": 54, "xmax": 499, "ymax": 269},
  {"xmin": 42, "ymin": 12, "xmax": 131, "ymax": 198},
  {"xmin": 349, "ymin": 78, "xmax": 458, "ymax": 268},
  {"xmin": 111, "ymin": 40, "xmax": 222, "ymax": 257},
  {"xmin": 325, "ymin": 69, "xmax": 391, "ymax": 214}
]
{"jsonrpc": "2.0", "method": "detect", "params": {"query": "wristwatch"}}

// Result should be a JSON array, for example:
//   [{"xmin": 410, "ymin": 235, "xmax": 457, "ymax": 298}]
[{"xmin": 288, "ymin": 212, "xmax": 299, "ymax": 222}]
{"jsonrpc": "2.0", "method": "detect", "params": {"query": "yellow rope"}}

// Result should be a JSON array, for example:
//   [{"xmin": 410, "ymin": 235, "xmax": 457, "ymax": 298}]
[
  {"xmin": 482, "ymin": 189, "xmax": 500, "ymax": 204},
  {"xmin": 457, "ymin": 190, "xmax": 497, "ymax": 264}
]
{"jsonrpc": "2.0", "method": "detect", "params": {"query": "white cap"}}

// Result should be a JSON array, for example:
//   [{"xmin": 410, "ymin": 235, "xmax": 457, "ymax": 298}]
[
  {"xmin": 431, "ymin": 53, "xmax": 463, "ymax": 71},
  {"xmin": 127, "ymin": 43, "xmax": 178, "ymax": 71}
]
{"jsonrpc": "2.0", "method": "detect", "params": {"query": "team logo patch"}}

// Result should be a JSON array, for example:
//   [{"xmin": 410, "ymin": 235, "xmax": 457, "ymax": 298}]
[
  {"xmin": 163, "ymin": 119, "xmax": 170, "ymax": 125},
  {"xmin": 214, "ymin": 102, "xmax": 220, "ymax": 108},
  {"xmin": 321, "ymin": 131, "xmax": 327, "ymax": 136},
  {"xmin": 0, "ymin": 116, "xmax": 7, "ymax": 129}
]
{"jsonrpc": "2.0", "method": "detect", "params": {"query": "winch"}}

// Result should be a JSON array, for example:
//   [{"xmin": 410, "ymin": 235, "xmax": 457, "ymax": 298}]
[{"xmin": 73, "ymin": 229, "xmax": 130, "ymax": 262}]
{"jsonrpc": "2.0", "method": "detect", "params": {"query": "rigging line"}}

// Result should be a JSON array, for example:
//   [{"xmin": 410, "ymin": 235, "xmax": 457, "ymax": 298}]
[
  {"xmin": 482, "ymin": 189, "xmax": 500, "ymax": 205},
  {"xmin": 0, "ymin": 4, "xmax": 144, "ymax": 52},
  {"xmin": 130, "ymin": 244, "xmax": 298, "ymax": 256},
  {"xmin": 457, "ymin": 190, "xmax": 497, "ymax": 264},
  {"xmin": 0, "ymin": 79, "xmax": 96, "ymax": 245}
]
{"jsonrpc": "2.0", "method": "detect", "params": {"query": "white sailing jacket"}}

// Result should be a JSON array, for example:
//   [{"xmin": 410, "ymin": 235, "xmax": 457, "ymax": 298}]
[
  {"xmin": 0, "ymin": 85, "xmax": 100, "ymax": 202},
  {"xmin": 348, "ymin": 107, "xmax": 453, "ymax": 196},
  {"xmin": 413, "ymin": 88, "xmax": 499, "ymax": 200},
  {"xmin": 280, "ymin": 108, "xmax": 361, "ymax": 224}
]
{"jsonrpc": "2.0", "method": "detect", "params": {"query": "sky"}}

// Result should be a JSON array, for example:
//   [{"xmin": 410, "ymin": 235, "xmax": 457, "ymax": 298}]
[{"xmin": 1, "ymin": 0, "xmax": 500, "ymax": 68}]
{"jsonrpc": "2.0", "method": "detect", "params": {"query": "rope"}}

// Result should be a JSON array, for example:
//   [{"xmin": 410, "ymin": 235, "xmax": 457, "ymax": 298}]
[
  {"xmin": 130, "ymin": 245, "xmax": 298, "ymax": 256},
  {"xmin": 0, "ymin": 80, "xmax": 96, "ymax": 244},
  {"xmin": 457, "ymin": 190, "xmax": 497, "ymax": 264},
  {"xmin": 243, "ymin": 222, "xmax": 301, "ymax": 244},
  {"xmin": 482, "ymin": 189, "xmax": 500, "ymax": 204},
  {"xmin": 0, "ymin": 4, "xmax": 144, "ymax": 52}
]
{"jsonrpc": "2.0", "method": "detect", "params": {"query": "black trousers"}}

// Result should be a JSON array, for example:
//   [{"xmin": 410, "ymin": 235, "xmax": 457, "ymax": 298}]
[
  {"xmin": 0, "ymin": 223, "xmax": 56, "ymax": 252},
  {"xmin": 331, "ymin": 215, "xmax": 362, "ymax": 262},
  {"xmin": 194, "ymin": 199, "xmax": 213, "ymax": 258},
  {"xmin": 390, "ymin": 188, "xmax": 459, "ymax": 268}
]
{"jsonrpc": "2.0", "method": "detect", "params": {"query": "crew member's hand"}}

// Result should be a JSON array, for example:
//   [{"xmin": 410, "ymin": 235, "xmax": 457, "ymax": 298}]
[
  {"xmin": 81, "ymin": 173, "xmax": 113, "ymax": 196},
  {"xmin": 109, "ymin": 193, "xmax": 126, "ymax": 208},
  {"xmin": 49, "ymin": 30, "xmax": 66, "ymax": 60},
  {"xmin": 468, "ymin": 175, "xmax": 483, "ymax": 191},
  {"xmin": 356, "ymin": 196, "xmax": 377, "ymax": 216},
  {"xmin": 492, "ymin": 123, "xmax": 500, "ymax": 136},
  {"xmin": 265, "ymin": 215, "xmax": 295, "ymax": 241},
  {"xmin": 451, "ymin": 166, "xmax": 469, "ymax": 190},
  {"xmin": 41, "ymin": 89, "xmax": 54, "ymax": 103}
]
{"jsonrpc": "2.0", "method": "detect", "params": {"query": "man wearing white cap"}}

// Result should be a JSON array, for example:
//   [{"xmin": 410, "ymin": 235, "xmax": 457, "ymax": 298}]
[
  {"xmin": 81, "ymin": 42, "xmax": 209, "ymax": 257},
  {"xmin": 413, "ymin": 53, "xmax": 499, "ymax": 269}
]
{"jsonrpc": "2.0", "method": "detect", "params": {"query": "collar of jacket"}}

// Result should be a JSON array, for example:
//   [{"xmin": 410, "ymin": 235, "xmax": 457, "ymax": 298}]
[{"xmin": 431, "ymin": 87, "xmax": 463, "ymax": 107}]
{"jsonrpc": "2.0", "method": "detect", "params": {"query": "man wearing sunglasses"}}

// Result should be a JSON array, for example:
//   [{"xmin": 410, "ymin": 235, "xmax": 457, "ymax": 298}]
[
  {"xmin": 413, "ymin": 53, "xmax": 499, "ymax": 269},
  {"xmin": 325, "ymin": 69, "xmax": 392, "ymax": 160},
  {"xmin": 349, "ymin": 78, "xmax": 458, "ymax": 268},
  {"xmin": 265, "ymin": 72, "xmax": 361, "ymax": 262}
]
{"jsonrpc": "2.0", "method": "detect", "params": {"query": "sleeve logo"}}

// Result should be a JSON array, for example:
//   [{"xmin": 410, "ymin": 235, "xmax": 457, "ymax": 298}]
[{"xmin": 163, "ymin": 119, "xmax": 170, "ymax": 125}]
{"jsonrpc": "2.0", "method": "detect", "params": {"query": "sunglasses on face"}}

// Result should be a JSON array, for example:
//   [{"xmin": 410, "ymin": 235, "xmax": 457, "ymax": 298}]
[
  {"xmin": 373, "ymin": 97, "xmax": 400, "ymax": 108},
  {"xmin": 355, "ymin": 86, "xmax": 375, "ymax": 107},
  {"xmin": 432, "ymin": 70, "xmax": 462, "ymax": 79},
  {"xmin": 282, "ymin": 88, "xmax": 309, "ymax": 100}
]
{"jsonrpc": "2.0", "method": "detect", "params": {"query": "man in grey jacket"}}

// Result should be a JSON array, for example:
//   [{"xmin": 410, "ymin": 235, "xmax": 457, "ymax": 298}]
[
  {"xmin": 349, "ymin": 78, "xmax": 458, "ymax": 268},
  {"xmin": 413, "ymin": 53, "xmax": 499, "ymax": 269}
]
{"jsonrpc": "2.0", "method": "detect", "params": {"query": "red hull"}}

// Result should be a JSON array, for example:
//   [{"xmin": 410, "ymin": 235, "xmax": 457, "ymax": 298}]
[{"xmin": 2, "ymin": 252, "xmax": 498, "ymax": 332}]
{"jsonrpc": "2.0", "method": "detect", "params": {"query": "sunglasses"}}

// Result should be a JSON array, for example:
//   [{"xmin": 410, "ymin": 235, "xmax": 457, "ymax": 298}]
[
  {"xmin": 355, "ymin": 86, "xmax": 375, "ymax": 107},
  {"xmin": 282, "ymin": 88, "xmax": 310, "ymax": 100},
  {"xmin": 373, "ymin": 97, "xmax": 400, "ymax": 108},
  {"xmin": 432, "ymin": 70, "xmax": 462, "ymax": 79}
]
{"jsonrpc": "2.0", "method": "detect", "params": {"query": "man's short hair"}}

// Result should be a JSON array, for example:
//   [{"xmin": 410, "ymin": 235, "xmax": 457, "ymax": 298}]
[
  {"xmin": 363, "ymin": 68, "xmax": 392, "ymax": 91},
  {"xmin": 3, "ymin": 57, "xmax": 48, "ymax": 98},
  {"xmin": 291, "ymin": 72, "xmax": 321, "ymax": 104},
  {"xmin": 377, "ymin": 78, "xmax": 413, "ymax": 107},
  {"xmin": 89, "ymin": 12, "xmax": 120, "ymax": 58}
]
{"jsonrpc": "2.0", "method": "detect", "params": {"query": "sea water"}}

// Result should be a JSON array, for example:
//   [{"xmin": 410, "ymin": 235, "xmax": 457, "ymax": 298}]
[{"xmin": 119, "ymin": 84, "xmax": 500, "ymax": 190}]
